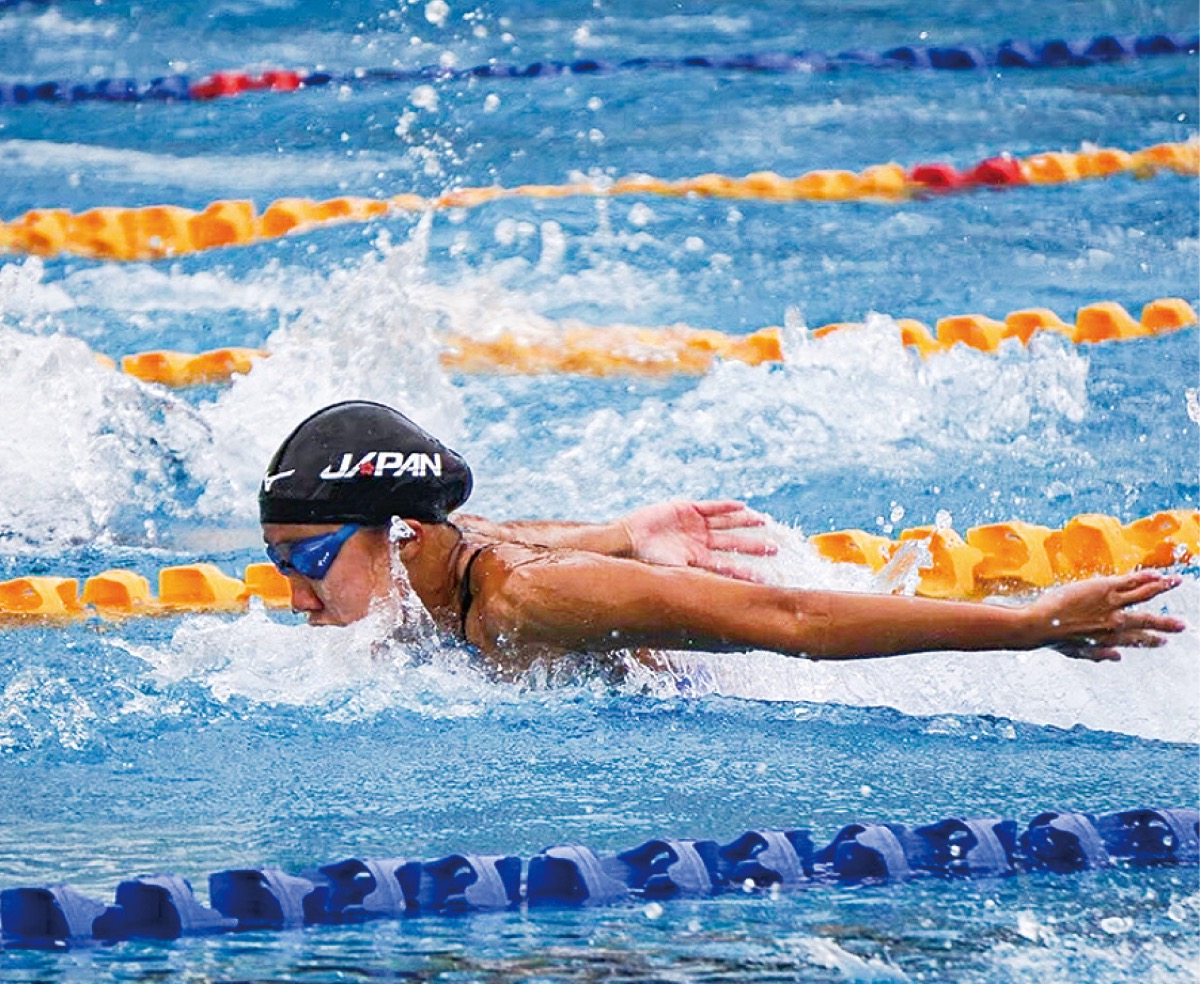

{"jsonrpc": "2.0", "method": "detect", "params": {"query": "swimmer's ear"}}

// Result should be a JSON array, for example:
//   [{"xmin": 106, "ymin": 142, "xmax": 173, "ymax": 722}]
[
  {"xmin": 389, "ymin": 517, "xmax": 417, "ymax": 543},
  {"xmin": 390, "ymin": 518, "xmax": 427, "ymax": 560}
]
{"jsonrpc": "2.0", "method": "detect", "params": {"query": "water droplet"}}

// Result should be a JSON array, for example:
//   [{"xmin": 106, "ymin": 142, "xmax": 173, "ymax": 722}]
[
  {"xmin": 424, "ymin": 0, "xmax": 449, "ymax": 27},
  {"xmin": 1099, "ymin": 916, "xmax": 1133, "ymax": 935}
]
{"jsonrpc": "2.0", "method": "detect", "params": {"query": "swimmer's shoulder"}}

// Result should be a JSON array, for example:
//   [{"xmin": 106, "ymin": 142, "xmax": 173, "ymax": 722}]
[{"xmin": 461, "ymin": 538, "xmax": 599, "ymax": 650}]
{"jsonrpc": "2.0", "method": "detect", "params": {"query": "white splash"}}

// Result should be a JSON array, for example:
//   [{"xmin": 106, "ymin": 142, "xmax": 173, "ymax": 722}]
[
  {"xmin": 0, "ymin": 258, "xmax": 74, "ymax": 318},
  {"xmin": 464, "ymin": 315, "xmax": 1091, "ymax": 520},
  {"xmin": 795, "ymin": 936, "xmax": 911, "ymax": 982},
  {"xmin": 0, "ymin": 321, "xmax": 205, "ymax": 548},
  {"xmin": 117, "ymin": 603, "xmax": 506, "ymax": 721},
  {"xmin": 0, "ymin": 233, "xmax": 463, "ymax": 543}
]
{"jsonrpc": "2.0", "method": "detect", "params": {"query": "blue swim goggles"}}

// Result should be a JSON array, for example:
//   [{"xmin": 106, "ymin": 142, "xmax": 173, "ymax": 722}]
[{"xmin": 265, "ymin": 524, "xmax": 360, "ymax": 580}]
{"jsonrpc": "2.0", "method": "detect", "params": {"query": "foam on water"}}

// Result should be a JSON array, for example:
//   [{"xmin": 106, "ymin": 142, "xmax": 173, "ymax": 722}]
[
  {"xmin": 0, "ymin": 229, "xmax": 1095, "ymax": 544},
  {"xmin": 0, "ymin": 138, "xmax": 412, "ymax": 197},
  {"xmin": 0, "ymin": 320, "xmax": 202, "ymax": 549},
  {"xmin": 56, "ymin": 262, "xmax": 319, "ymax": 315}
]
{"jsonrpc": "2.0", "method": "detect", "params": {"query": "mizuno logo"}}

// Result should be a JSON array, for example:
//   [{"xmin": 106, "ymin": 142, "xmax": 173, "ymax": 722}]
[
  {"xmin": 262, "ymin": 469, "xmax": 295, "ymax": 492},
  {"xmin": 319, "ymin": 451, "xmax": 443, "ymax": 481}
]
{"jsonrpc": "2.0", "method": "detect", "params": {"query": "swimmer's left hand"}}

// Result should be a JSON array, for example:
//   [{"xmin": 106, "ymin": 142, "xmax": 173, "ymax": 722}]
[
  {"xmin": 620, "ymin": 499, "xmax": 778, "ymax": 582},
  {"xmin": 1027, "ymin": 570, "xmax": 1187, "ymax": 662}
]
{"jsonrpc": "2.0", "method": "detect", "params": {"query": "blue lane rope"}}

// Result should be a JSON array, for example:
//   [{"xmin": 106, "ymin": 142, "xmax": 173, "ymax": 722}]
[
  {"xmin": 1, "ymin": 32, "xmax": 1196, "ymax": 106},
  {"xmin": 2, "ymin": 806, "xmax": 1195, "ymax": 949}
]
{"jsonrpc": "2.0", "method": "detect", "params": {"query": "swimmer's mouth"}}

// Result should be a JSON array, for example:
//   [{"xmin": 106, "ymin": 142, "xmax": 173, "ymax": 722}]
[{"xmin": 305, "ymin": 613, "xmax": 349, "ymax": 627}]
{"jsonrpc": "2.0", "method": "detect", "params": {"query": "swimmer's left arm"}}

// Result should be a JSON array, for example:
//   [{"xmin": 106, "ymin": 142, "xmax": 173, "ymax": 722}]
[
  {"xmin": 458, "ymin": 500, "xmax": 776, "ymax": 580},
  {"xmin": 480, "ymin": 554, "xmax": 1184, "ymax": 662}
]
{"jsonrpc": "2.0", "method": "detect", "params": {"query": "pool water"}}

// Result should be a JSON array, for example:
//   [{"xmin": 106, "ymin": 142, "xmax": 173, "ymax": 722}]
[{"xmin": 1, "ymin": 0, "xmax": 1198, "ymax": 980}]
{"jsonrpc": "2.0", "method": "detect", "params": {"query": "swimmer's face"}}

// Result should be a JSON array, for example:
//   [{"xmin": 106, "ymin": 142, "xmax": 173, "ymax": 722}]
[{"xmin": 261, "ymin": 523, "xmax": 394, "ymax": 626}]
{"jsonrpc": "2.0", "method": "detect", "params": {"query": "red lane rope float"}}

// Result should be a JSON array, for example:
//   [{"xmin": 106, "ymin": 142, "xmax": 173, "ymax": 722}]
[
  {"xmin": 1, "ymin": 510, "xmax": 1195, "ymax": 619},
  {"xmin": 1, "ymin": 141, "xmax": 1195, "ymax": 263},
  {"xmin": 107, "ymin": 298, "xmax": 1196, "ymax": 387}
]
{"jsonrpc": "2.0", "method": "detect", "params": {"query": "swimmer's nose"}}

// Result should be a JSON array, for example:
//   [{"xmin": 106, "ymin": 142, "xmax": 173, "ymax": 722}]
[{"xmin": 289, "ymin": 576, "xmax": 323, "ymax": 615}]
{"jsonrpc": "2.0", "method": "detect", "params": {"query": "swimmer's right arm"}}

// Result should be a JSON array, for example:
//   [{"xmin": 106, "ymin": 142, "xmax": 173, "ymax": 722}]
[{"xmin": 476, "ymin": 553, "xmax": 1184, "ymax": 662}]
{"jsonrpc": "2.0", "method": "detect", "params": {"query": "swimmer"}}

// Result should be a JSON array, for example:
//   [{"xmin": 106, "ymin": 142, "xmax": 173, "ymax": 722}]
[{"xmin": 260, "ymin": 401, "xmax": 1185, "ymax": 669}]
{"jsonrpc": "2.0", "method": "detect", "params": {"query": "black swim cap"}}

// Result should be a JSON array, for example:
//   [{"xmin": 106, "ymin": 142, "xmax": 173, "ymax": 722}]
[{"xmin": 259, "ymin": 401, "xmax": 473, "ymax": 526}]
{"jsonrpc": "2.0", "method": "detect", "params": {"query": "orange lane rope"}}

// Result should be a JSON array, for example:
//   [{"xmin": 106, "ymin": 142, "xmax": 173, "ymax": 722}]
[
  {"xmin": 1, "ymin": 509, "xmax": 1194, "ymax": 619},
  {"xmin": 1, "ymin": 141, "xmax": 1195, "ymax": 263},
  {"xmin": 105, "ymin": 297, "xmax": 1196, "ymax": 387}
]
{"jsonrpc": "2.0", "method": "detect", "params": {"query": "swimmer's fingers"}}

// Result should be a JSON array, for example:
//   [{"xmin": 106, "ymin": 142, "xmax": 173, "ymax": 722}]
[
  {"xmin": 1055, "ymin": 627, "xmax": 1173, "ymax": 663},
  {"xmin": 698, "ymin": 502, "xmax": 778, "ymax": 557},
  {"xmin": 694, "ymin": 501, "xmax": 769, "ymax": 529},
  {"xmin": 1056, "ymin": 643, "xmax": 1122, "ymax": 663},
  {"xmin": 1110, "ymin": 570, "xmax": 1182, "ymax": 606},
  {"xmin": 1112, "ymin": 610, "xmax": 1186, "ymax": 635},
  {"xmin": 707, "ymin": 531, "xmax": 778, "ymax": 556}
]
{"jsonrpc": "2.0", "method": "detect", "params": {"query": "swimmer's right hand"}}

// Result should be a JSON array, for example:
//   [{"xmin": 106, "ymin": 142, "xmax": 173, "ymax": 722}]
[
  {"xmin": 1025, "ymin": 570, "xmax": 1186, "ymax": 662},
  {"xmin": 620, "ymin": 499, "xmax": 778, "ymax": 582}
]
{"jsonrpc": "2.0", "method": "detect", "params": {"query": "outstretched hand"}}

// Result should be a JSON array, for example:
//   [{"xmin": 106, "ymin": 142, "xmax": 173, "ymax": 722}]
[
  {"xmin": 619, "ymin": 500, "xmax": 778, "ymax": 581},
  {"xmin": 1029, "ymin": 570, "xmax": 1186, "ymax": 661}
]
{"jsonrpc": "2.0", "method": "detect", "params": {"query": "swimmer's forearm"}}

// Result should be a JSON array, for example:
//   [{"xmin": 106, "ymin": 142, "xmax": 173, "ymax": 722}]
[
  {"xmin": 669, "ymin": 588, "xmax": 1041, "ymax": 660},
  {"xmin": 791, "ymin": 591, "xmax": 1039, "ymax": 659}
]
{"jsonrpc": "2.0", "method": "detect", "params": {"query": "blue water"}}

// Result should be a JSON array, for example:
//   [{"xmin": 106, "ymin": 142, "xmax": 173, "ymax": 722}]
[{"xmin": 1, "ymin": 0, "xmax": 1198, "ymax": 980}]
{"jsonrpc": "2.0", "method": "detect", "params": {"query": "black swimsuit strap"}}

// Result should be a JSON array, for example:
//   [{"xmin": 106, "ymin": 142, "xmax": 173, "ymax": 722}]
[{"xmin": 458, "ymin": 543, "xmax": 489, "ymax": 640}]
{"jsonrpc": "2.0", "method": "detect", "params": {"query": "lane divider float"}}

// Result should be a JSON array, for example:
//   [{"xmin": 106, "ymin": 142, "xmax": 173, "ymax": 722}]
[
  {"xmin": 2, "ymin": 32, "xmax": 1196, "ymax": 107},
  {"xmin": 107, "ymin": 297, "xmax": 1197, "ymax": 387},
  {"xmin": 1, "ymin": 806, "xmax": 1195, "ymax": 949},
  {"xmin": 811, "ymin": 509, "xmax": 1199, "ymax": 599},
  {"xmin": 1, "ymin": 141, "xmax": 1195, "ymax": 263},
  {"xmin": 1, "ymin": 509, "xmax": 1195, "ymax": 620}
]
